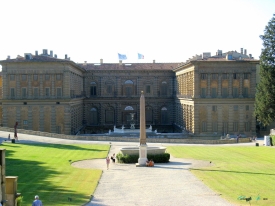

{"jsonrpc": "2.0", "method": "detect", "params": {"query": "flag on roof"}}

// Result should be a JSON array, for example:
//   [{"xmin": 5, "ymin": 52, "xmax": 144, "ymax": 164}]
[
  {"xmin": 138, "ymin": 53, "xmax": 144, "ymax": 59},
  {"xmin": 118, "ymin": 53, "xmax": 127, "ymax": 60}
]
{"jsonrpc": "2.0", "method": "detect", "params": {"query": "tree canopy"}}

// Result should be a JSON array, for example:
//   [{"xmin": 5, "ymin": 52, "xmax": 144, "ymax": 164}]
[{"xmin": 255, "ymin": 14, "xmax": 275, "ymax": 126}]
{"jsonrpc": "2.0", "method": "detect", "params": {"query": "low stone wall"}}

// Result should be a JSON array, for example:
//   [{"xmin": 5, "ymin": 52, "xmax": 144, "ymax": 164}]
[{"xmin": 0, "ymin": 127, "xmax": 250, "ymax": 144}]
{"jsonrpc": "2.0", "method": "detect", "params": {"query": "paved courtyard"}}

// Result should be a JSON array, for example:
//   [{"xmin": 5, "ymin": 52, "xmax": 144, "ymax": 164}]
[{"xmin": 0, "ymin": 131, "xmax": 263, "ymax": 206}]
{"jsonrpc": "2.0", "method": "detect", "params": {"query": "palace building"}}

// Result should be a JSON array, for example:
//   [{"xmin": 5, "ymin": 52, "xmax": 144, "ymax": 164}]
[{"xmin": 0, "ymin": 49, "xmax": 261, "ymax": 137}]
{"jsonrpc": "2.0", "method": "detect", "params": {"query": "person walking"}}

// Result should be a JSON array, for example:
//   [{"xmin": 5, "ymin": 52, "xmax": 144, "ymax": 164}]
[
  {"xmin": 32, "ymin": 195, "xmax": 42, "ymax": 206},
  {"xmin": 106, "ymin": 156, "xmax": 110, "ymax": 169}
]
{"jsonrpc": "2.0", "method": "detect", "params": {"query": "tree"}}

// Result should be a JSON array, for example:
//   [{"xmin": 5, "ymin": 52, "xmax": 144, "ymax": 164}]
[{"xmin": 255, "ymin": 14, "xmax": 275, "ymax": 126}]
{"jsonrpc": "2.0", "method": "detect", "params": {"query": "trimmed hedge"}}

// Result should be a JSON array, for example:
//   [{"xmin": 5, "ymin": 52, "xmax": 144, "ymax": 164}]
[{"xmin": 116, "ymin": 153, "xmax": 170, "ymax": 163}]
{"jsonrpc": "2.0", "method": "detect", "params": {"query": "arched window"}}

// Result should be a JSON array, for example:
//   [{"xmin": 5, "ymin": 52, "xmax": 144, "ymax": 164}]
[
  {"xmin": 146, "ymin": 106, "xmax": 153, "ymax": 124},
  {"xmin": 90, "ymin": 82, "xmax": 97, "ymax": 96},
  {"xmin": 105, "ymin": 81, "xmax": 114, "ymax": 95},
  {"xmin": 90, "ymin": 107, "xmax": 98, "ymax": 125},
  {"xmin": 125, "ymin": 106, "xmax": 134, "ymax": 110},
  {"xmin": 124, "ymin": 80, "xmax": 134, "ymax": 96},
  {"xmin": 161, "ymin": 107, "xmax": 168, "ymax": 124},
  {"xmin": 105, "ymin": 107, "xmax": 114, "ymax": 124},
  {"xmin": 160, "ymin": 81, "xmax": 168, "ymax": 96}
]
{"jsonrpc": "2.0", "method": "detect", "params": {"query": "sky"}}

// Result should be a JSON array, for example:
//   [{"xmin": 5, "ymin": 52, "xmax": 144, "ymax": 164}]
[{"xmin": 0, "ymin": 0, "xmax": 274, "ymax": 65}]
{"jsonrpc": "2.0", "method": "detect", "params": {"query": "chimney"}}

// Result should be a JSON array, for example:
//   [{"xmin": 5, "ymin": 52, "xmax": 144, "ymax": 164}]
[
  {"xmin": 244, "ymin": 49, "xmax": 247, "ymax": 55},
  {"xmin": 119, "ymin": 60, "xmax": 122, "ymax": 65},
  {"xmin": 153, "ymin": 60, "xmax": 155, "ymax": 63},
  {"xmin": 7, "ymin": 55, "xmax": 10, "ymax": 60},
  {"xmin": 54, "ymin": 54, "xmax": 57, "ymax": 58},
  {"xmin": 100, "ymin": 59, "xmax": 103, "ymax": 64},
  {"xmin": 43, "ymin": 49, "xmax": 48, "ymax": 55},
  {"xmin": 35, "ymin": 51, "xmax": 38, "ymax": 56},
  {"xmin": 50, "ymin": 50, "xmax": 53, "ymax": 57},
  {"xmin": 241, "ymin": 48, "xmax": 243, "ymax": 54},
  {"xmin": 65, "ymin": 54, "xmax": 67, "ymax": 59},
  {"xmin": 202, "ymin": 52, "xmax": 211, "ymax": 59}
]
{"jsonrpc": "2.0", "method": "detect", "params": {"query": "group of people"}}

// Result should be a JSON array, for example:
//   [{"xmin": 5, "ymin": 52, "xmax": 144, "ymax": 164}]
[{"xmin": 106, "ymin": 153, "xmax": 116, "ymax": 169}]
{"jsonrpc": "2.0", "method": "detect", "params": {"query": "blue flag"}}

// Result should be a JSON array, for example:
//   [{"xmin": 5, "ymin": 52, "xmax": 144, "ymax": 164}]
[
  {"xmin": 118, "ymin": 53, "xmax": 127, "ymax": 60},
  {"xmin": 138, "ymin": 53, "xmax": 144, "ymax": 59}
]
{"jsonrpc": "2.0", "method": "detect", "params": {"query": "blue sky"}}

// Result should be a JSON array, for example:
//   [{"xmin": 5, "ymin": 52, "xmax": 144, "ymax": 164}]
[{"xmin": 0, "ymin": 0, "xmax": 274, "ymax": 64}]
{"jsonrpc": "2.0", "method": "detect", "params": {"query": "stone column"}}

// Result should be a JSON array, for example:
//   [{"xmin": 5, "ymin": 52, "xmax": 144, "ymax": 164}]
[
  {"xmin": 239, "ymin": 74, "xmax": 243, "ymax": 98},
  {"xmin": 28, "ymin": 106, "xmax": 32, "ymax": 130},
  {"xmin": 39, "ymin": 106, "xmax": 44, "ymax": 132},
  {"xmin": 217, "ymin": 74, "xmax": 222, "ymax": 98},
  {"xmin": 137, "ymin": 91, "xmax": 147, "ymax": 166},
  {"xmin": 207, "ymin": 74, "xmax": 211, "ymax": 98},
  {"xmin": 228, "ymin": 73, "xmax": 233, "ymax": 98},
  {"xmin": 51, "ymin": 106, "xmax": 56, "ymax": 133}
]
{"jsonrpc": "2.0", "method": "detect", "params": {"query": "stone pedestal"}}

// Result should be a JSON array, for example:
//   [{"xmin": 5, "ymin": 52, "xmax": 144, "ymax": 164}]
[{"xmin": 136, "ymin": 144, "xmax": 148, "ymax": 166}]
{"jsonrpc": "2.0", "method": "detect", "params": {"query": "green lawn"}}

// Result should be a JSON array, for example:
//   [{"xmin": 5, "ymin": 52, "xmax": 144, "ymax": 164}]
[
  {"xmin": 1, "ymin": 142, "xmax": 109, "ymax": 206},
  {"xmin": 167, "ymin": 146, "xmax": 275, "ymax": 206}
]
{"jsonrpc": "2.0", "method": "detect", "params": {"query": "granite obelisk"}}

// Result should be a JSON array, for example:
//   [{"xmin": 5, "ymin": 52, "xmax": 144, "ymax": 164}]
[{"xmin": 138, "ymin": 91, "xmax": 148, "ymax": 165}]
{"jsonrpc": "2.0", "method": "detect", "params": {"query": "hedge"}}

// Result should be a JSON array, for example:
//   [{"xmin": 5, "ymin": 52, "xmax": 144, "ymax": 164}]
[{"xmin": 116, "ymin": 153, "xmax": 170, "ymax": 163}]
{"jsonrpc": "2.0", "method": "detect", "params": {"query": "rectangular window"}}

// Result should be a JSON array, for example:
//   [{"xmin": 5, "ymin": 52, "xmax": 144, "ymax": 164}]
[
  {"xmin": 45, "ymin": 88, "xmax": 50, "ymax": 97},
  {"xmin": 234, "ymin": 105, "xmax": 238, "ymax": 111},
  {"xmin": 212, "ymin": 122, "xmax": 218, "ymax": 132},
  {"xmin": 222, "ymin": 74, "xmax": 228, "ymax": 79},
  {"xmin": 22, "ymin": 88, "xmax": 27, "ymax": 98},
  {"xmin": 21, "ymin": 74, "xmax": 27, "ymax": 81},
  {"xmin": 246, "ymin": 105, "xmax": 249, "ymax": 111},
  {"xmin": 233, "ymin": 87, "xmax": 238, "ymax": 97},
  {"xmin": 23, "ymin": 120, "xmax": 28, "ymax": 125},
  {"xmin": 33, "ymin": 87, "xmax": 39, "ymax": 98},
  {"xmin": 90, "ymin": 86, "xmax": 96, "ymax": 96},
  {"xmin": 126, "ymin": 87, "xmax": 132, "ymax": 96},
  {"xmin": 212, "ymin": 74, "xmax": 218, "ymax": 80},
  {"xmin": 233, "ymin": 122, "xmax": 239, "ymax": 132},
  {"xmin": 223, "ymin": 122, "xmax": 228, "ymax": 134},
  {"xmin": 244, "ymin": 73, "xmax": 249, "ymax": 79},
  {"xmin": 11, "ymin": 88, "xmax": 15, "ymax": 98},
  {"xmin": 45, "ymin": 74, "xmax": 50, "ymax": 80},
  {"xmin": 243, "ymin": 87, "xmax": 249, "ymax": 97},
  {"xmin": 33, "ymin": 75, "xmax": 38, "ymax": 81},
  {"xmin": 211, "ymin": 87, "xmax": 217, "ymax": 98},
  {"xmin": 202, "ymin": 121, "xmax": 207, "ymax": 132},
  {"xmin": 201, "ymin": 88, "xmax": 206, "ymax": 98},
  {"xmin": 212, "ymin": 105, "xmax": 217, "ymax": 112},
  {"xmin": 56, "ymin": 74, "xmax": 61, "ymax": 80},
  {"xmin": 70, "ymin": 90, "xmax": 75, "ymax": 97},
  {"xmin": 201, "ymin": 73, "xmax": 207, "ymax": 79},
  {"xmin": 245, "ymin": 122, "xmax": 250, "ymax": 131},
  {"xmin": 10, "ymin": 75, "xmax": 15, "ymax": 81},
  {"xmin": 222, "ymin": 88, "xmax": 228, "ymax": 98},
  {"xmin": 233, "ymin": 73, "xmax": 237, "ymax": 79},
  {"xmin": 56, "ymin": 88, "xmax": 62, "ymax": 97},
  {"xmin": 146, "ymin": 85, "xmax": 150, "ymax": 94},
  {"xmin": 107, "ymin": 85, "xmax": 112, "ymax": 94}
]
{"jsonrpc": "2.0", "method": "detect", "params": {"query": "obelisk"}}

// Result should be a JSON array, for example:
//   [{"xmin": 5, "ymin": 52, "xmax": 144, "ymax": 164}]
[{"xmin": 137, "ymin": 91, "xmax": 148, "ymax": 166}]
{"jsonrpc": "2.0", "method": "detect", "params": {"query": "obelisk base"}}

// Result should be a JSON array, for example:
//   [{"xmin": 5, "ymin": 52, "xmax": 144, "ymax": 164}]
[{"xmin": 136, "ymin": 144, "xmax": 148, "ymax": 167}]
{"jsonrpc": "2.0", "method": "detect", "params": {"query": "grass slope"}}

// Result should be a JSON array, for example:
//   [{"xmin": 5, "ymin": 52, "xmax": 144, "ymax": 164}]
[
  {"xmin": 167, "ymin": 146, "xmax": 275, "ymax": 206},
  {"xmin": 2, "ymin": 142, "xmax": 109, "ymax": 206}
]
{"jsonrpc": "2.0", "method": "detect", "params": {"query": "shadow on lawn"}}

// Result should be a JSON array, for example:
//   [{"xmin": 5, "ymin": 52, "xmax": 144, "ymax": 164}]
[
  {"xmin": 3, "ymin": 144, "xmax": 104, "ymax": 205},
  {"xmin": 190, "ymin": 168, "xmax": 275, "ymax": 176},
  {"xmin": 3, "ymin": 142, "xmax": 108, "ymax": 152}
]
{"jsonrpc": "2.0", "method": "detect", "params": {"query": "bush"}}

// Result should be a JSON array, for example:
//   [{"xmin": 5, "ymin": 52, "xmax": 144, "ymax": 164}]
[
  {"xmin": 270, "ymin": 135, "xmax": 274, "ymax": 146},
  {"xmin": 116, "ymin": 153, "xmax": 170, "ymax": 163},
  {"xmin": 17, "ymin": 196, "xmax": 23, "ymax": 206}
]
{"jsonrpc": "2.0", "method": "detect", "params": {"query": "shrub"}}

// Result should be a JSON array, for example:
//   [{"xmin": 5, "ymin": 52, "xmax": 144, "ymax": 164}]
[
  {"xmin": 16, "ymin": 196, "xmax": 23, "ymax": 206},
  {"xmin": 116, "ymin": 153, "xmax": 170, "ymax": 163}
]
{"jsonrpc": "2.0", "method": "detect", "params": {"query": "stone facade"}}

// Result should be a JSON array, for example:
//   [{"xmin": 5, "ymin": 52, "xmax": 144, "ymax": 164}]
[{"xmin": 0, "ymin": 49, "xmax": 262, "ymax": 136}]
